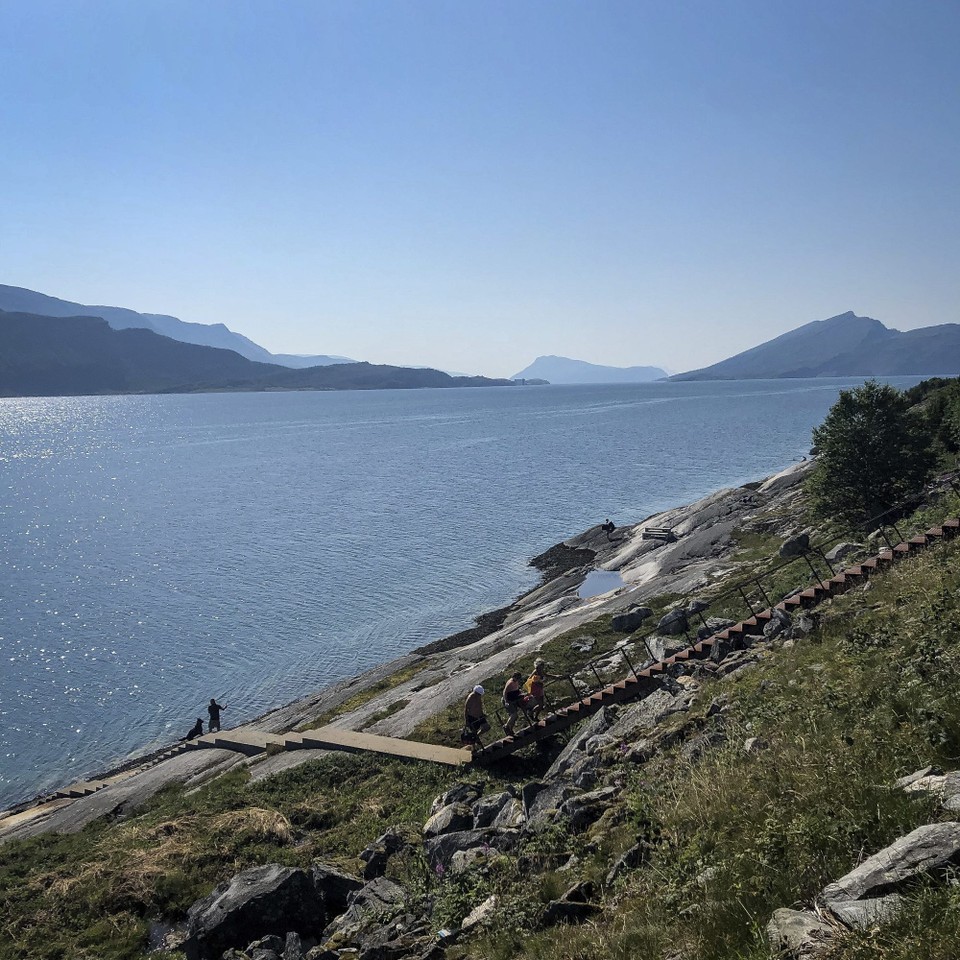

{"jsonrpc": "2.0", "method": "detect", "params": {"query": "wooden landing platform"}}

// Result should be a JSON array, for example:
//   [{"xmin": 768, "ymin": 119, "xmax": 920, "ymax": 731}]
[
  {"xmin": 291, "ymin": 726, "xmax": 472, "ymax": 766},
  {"xmin": 191, "ymin": 729, "xmax": 286, "ymax": 756}
]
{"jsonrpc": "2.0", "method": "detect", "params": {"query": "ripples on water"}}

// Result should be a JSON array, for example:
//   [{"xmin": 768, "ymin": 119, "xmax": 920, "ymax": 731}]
[{"xmin": 0, "ymin": 379, "xmax": 923, "ymax": 805}]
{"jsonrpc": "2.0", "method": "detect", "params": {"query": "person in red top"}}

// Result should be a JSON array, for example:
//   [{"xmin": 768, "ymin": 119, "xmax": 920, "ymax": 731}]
[{"xmin": 524, "ymin": 658, "xmax": 554, "ymax": 719}]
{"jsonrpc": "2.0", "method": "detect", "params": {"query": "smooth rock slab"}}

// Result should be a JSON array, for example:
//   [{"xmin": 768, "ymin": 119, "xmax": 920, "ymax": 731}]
[{"xmin": 821, "ymin": 822, "xmax": 960, "ymax": 906}]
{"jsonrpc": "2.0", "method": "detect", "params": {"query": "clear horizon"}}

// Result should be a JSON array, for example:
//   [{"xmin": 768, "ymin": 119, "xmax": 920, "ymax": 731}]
[{"xmin": 2, "ymin": 1, "xmax": 958, "ymax": 379}]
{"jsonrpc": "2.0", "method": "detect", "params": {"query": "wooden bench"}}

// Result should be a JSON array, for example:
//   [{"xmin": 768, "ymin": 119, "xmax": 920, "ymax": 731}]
[{"xmin": 641, "ymin": 526, "xmax": 676, "ymax": 542}]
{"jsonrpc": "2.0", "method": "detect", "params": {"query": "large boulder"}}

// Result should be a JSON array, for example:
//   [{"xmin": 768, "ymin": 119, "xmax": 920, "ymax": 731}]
[
  {"xmin": 780, "ymin": 533, "xmax": 810, "ymax": 559},
  {"xmin": 523, "ymin": 780, "xmax": 576, "ymax": 829},
  {"xmin": 544, "ymin": 708, "xmax": 615, "ymax": 781},
  {"xmin": 611, "ymin": 606, "xmax": 652, "ymax": 632},
  {"xmin": 825, "ymin": 542, "xmax": 862, "ymax": 563},
  {"xmin": 763, "ymin": 608, "xmax": 792, "ymax": 639},
  {"xmin": 424, "ymin": 827, "xmax": 518, "ymax": 867},
  {"xmin": 430, "ymin": 782, "xmax": 483, "ymax": 814},
  {"xmin": 491, "ymin": 798, "xmax": 525, "ymax": 830},
  {"xmin": 183, "ymin": 865, "xmax": 324, "ymax": 960},
  {"xmin": 656, "ymin": 609, "xmax": 689, "ymax": 637},
  {"xmin": 829, "ymin": 895, "xmax": 902, "ymax": 930},
  {"xmin": 358, "ymin": 829, "xmax": 407, "ymax": 881}
]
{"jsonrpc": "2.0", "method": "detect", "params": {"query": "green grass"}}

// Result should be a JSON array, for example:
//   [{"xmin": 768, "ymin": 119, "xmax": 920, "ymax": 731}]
[
  {"xmin": 359, "ymin": 698, "xmax": 411, "ymax": 730},
  {"xmin": 295, "ymin": 660, "xmax": 430, "ymax": 731},
  {"xmin": 0, "ymin": 753, "xmax": 454, "ymax": 960}
]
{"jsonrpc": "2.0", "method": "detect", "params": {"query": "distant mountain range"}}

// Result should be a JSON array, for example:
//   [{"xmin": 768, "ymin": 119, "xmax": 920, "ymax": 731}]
[
  {"xmin": 672, "ymin": 312, "xmax": 960, "ymax": 380},
  {"xmin": 0, "ymin": 284, "xmax": 352, "ymax": 368},
  {"xmin": 0, "ymin": 311, "xmax": 517, "ymax": 396},
  {"xmin": 512, "ymin": 355, "xmax": 667, "ymax": 383}
]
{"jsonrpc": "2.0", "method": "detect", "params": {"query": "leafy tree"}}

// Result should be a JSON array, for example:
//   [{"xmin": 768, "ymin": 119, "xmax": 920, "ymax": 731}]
[{"xmin": 807, "ymin": 380, "xmax": 935, "ymax": 529}]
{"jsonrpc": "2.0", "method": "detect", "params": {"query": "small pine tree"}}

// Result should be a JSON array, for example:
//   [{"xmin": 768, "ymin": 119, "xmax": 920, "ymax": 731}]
[{"xmin": 807, "ymin": 380, "xmax": 935, "ymax": 529}]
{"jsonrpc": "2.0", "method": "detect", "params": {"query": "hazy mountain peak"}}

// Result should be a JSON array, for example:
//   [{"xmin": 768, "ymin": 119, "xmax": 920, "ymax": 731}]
[
  {"xmin": 511, "ymin": 355, "xmax": 667, "ymax": 384},
  {"xmin": 0, "ymin": 284, "xmax": 353, "ymax": 369},
  {"xmin": 672, "ymin": 311, "xmax": 958, "ymax": 380}
]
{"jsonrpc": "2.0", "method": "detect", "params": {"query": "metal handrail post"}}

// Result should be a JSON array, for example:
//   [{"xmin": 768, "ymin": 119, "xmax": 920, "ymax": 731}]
[{"xmin": 753, "ymin": 577, "xmax": 773, "ymax": 609}]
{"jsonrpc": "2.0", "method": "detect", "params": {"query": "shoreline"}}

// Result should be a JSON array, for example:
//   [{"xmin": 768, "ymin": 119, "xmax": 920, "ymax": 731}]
[
  {"xmin": 1, "ymin": 457, "xmax": 814, "ymax": 830},
  {"xmin": 0, "ymin": 535, "xmax": 589, "ymax": 815}
]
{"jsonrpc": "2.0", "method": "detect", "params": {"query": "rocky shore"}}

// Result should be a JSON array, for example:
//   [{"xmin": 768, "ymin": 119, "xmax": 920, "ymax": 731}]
[{"xmin": 0, "ymin": 459, "xmax": 813, "ymax": 843}]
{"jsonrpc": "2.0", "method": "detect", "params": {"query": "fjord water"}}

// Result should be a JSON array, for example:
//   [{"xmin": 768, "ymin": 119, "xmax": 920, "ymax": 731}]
[{"xmin": 0, "ymin": 379, "xmax": 921, "ymax": 806}]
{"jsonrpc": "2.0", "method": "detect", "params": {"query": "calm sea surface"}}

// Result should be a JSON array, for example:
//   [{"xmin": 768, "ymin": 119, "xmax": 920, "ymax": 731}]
[{"xmin": 0, "ymin": 378, "xmax": 924, "ymax": 806}]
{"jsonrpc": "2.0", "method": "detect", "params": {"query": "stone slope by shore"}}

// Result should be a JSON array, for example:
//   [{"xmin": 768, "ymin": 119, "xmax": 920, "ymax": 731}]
[{"xmin": 0, "ymin": 459, "xmax": 813, "ymax": 841}]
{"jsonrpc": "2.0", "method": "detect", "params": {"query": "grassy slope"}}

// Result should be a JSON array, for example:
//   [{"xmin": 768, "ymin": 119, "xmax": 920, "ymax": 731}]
[
  {"xmin": 466, "ymin": 504, "xmax": 960, "ymax": 960},
  {"xmin": 4, "ymin": 491, "xmax": 960, "ymax": 959}
]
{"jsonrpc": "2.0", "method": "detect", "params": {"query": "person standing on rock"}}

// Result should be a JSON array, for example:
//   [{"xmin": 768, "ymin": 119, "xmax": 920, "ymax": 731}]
[
  {"xmin": 463, "ymin": 685, "xmax": 489, "ymax": 744},
  {"xmin": 207, "ymin": 698, "xmax": 225, "ymax": 733},
  {"xmin": 502, "ymin": 672, "xmax": 524, "ymax": 735}
]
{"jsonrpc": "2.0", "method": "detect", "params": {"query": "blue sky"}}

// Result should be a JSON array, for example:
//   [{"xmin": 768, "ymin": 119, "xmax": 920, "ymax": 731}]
[{"xmin": 2, "ymin": 0, "xmax": 958, "ymax": 377}]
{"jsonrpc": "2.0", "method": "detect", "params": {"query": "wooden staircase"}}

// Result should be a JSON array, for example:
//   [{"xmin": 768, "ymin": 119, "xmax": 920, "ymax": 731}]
[{"xmin": 472, "ymin": 519, "xmax": 960, "ymax": 764}]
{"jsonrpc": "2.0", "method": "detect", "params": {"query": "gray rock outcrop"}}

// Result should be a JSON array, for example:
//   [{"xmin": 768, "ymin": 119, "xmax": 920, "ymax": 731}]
[{"xmin": 820, "ymin": 822, "xmax": 960, "ymax": 908}]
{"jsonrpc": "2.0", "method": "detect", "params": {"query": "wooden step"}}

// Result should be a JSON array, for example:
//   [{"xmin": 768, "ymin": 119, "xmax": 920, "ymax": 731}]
[{"xmin": 298, "ymin": 727, "xmax": 471, "ymax": 766}]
